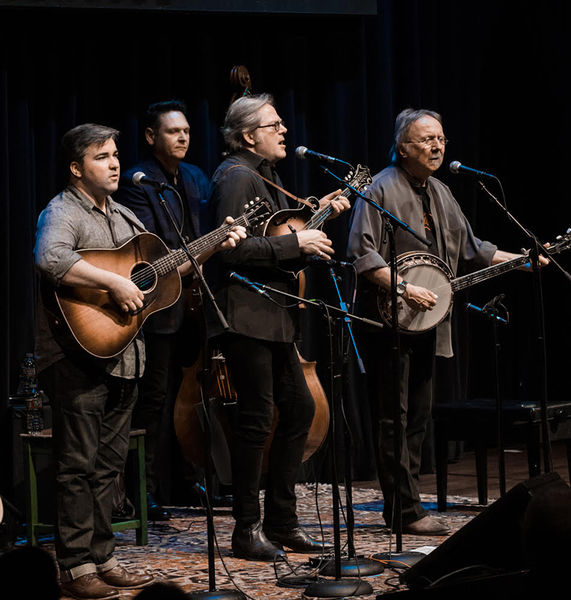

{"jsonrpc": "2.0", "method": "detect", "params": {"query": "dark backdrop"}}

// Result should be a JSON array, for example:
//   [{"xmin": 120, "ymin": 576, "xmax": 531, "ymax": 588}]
[{"xmin": 1, "ymin": 1, "xmax": 570, "ymax": 493}]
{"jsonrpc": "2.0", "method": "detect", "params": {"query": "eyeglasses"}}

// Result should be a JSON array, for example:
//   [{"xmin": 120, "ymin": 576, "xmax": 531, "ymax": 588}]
[
  {"xmin": 403, "ymin": 135, "xmax": 449, "ymax": 147},
  {"xmin": 256, "ymin": 120, "xmax": 286, "ymax": 132}
]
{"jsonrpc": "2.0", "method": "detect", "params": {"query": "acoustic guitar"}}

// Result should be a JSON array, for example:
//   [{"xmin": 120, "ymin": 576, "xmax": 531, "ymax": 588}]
[
  {"xmin": 377, "ymin": 229, "xmax": 571, "ymax": 334},
  {"xmin": 53, "ymin": 198, "xmax": 271, "ymax": 358}
]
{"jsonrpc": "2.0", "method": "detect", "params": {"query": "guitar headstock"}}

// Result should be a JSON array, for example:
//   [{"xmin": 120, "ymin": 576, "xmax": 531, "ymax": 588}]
[
  {"xmin": 344, "ymin": 164, "xmax": 373, "ymax": 193},
  {"xmin": 242, "ymin": 197, "xmax": 272, "ymax": 228}
]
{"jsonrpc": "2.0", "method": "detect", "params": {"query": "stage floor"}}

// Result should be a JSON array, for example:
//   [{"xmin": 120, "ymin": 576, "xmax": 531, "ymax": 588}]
[{"xmin": 31, "ymin": 440, "xmax": 570, "ymax": 599}]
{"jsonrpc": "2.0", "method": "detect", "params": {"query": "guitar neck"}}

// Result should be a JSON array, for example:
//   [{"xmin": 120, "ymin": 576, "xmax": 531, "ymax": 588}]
[
  {"xmin": 150, "ymin": 214, "xmax": 248, "ymax": 276},
  {"xmin": 304, "ymin": 188, "xmax": 352, "ymax": 230},
  {"xmin": 451, "ymin": 254, "xmax": 530, "ymax": 292}
]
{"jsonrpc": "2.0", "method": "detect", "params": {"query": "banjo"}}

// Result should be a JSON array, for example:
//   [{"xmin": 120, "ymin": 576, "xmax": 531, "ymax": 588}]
[{"xmin": 377, "ymin": 229, "xmax": 571, "ymax": 334}]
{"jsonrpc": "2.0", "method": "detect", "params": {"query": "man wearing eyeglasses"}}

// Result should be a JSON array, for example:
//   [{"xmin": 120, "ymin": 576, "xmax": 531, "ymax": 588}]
[
  {"xmin": 347, "ymin": 108, "xmax": 538, "ymax": 537},
  {"xmin": 204, "ymin": 93, "xmax": 349, "ymax": 561}
]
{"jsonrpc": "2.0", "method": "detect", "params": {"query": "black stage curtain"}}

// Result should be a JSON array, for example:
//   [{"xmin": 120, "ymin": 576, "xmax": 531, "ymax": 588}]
[{"xmin": 1, "ymin": 1, "xmax": 570, "ymax": 496}]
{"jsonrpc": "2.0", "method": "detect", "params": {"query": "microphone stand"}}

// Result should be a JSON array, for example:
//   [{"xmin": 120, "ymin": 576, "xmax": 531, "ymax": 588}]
[
  {"xmin": 477, "ymin": 180, "xmax": 571, "ymax": 476},
  {"xmin": 466, "ymin": 296, "xmax": 510, "ymax": 497},
  {"xmin": 157, "ymin": 190, "xmax": 244, "ymax": 600},
  {"xmin": 321, "ymin": 168, "xmax": 430, "ymax": 560},
  {"xmin": 314, "ymin": 265, "xmax": 384, "ymax": 580},
  {"xmin": 229, "ymin": 273, "xmax": 382, "ymax": 598}
]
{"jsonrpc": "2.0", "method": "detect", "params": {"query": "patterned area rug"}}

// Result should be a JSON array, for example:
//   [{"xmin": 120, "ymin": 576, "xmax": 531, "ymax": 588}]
[{"xmin": 34, "ymin": 484, "xmax": 487, "ymax": 599}]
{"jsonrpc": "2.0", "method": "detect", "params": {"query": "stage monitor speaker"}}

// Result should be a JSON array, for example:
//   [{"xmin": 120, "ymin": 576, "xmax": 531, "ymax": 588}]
[{"xmin": 399, "ymin": 471, "xmax": 570, "ymax": 590}]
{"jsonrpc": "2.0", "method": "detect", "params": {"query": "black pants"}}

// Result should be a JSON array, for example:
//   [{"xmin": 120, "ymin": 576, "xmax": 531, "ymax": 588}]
[
  {"xmin": 361, "ymin": 330, "xmax": 436, "ymax": 527},
  {"xmin": 132, "ymin": 328, "xmax": 201, "ymax": 499},
  {"xmin": 39, "ymin": 357, "xmax": 137, "ymax": 578},
  {"xmin": 218, "ymin": 334, "xmax": 315, "ymax": 529}
]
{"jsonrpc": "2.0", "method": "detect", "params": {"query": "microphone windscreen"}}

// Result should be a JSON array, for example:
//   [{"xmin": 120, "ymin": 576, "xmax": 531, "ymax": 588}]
[
  {"xmin": 132, "ymin": 171, "xmax": 146, "ymax": 186},
  {"xmin": 449, "ymin": 161, "xmax": 461, "ymax": 174},
  {"xmin": 295, "ymin": 146, "xmax": 307, "ymax": 160}
]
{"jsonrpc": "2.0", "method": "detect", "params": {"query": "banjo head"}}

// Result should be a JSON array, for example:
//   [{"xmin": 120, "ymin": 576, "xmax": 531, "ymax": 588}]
[{"xmin": 378, "ymin": 252, "xmax": 454, "ymax": 334}]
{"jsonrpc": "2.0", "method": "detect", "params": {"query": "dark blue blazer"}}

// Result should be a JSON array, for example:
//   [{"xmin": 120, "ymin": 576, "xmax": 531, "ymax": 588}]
[{"xmin": 114, "ymin": 157, "xmax": 211, "ymax": 334}]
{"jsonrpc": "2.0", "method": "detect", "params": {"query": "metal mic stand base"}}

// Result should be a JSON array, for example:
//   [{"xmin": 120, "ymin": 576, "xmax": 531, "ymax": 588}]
[
  {"xmin": 189, "ymin": 591, "xmax": 246, "ymax": 600},
  {"xmin": 311, "ymin": 555, "xmax": 385, "ymax": 577},
  {"xmin": 304, "ymin": 578, "xmax": 373, "ymax": 598}
]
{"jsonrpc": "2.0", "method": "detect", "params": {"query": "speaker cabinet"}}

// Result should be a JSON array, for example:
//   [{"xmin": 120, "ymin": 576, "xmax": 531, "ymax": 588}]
[{"xmin": 399, "ymin": 472, "xmax": 569, "ymax": 590}]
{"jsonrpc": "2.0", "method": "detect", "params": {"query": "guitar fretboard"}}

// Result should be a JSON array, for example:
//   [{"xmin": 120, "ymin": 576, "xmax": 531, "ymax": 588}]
[{"xmin": 131, "ymin": 213, "xmax": 250, "ymax": 284}]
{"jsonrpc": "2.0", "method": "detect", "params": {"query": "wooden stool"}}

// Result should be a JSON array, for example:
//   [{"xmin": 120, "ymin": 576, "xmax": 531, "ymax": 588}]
[
  {"xmin": 433, "ymin": 399, "xmax": 571, "ymax": 511},
  {"xmin": 21, "ymin": 428, "xmax": 148, "ymax": 546}
]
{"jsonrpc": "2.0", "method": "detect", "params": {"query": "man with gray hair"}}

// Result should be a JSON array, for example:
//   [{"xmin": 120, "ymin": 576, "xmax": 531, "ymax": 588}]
[
  {"xmin": 204, "ymin": 93, "xmax": 350, "ymax": 561},
  {"xmin": 347, "ymin": 108, "xmax": 541, "ymax": 536}
]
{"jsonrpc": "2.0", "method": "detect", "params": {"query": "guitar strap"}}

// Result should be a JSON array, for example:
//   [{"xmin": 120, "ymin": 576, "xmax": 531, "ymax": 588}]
[{"xmin": 221, "ymin": 164, "xmax": 315, "ymax": 209}]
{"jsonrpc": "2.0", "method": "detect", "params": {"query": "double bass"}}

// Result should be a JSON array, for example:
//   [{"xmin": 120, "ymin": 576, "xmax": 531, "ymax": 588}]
[{"xmin": 173, "ymin": 65, "xmax": 330, "ymax": 483}]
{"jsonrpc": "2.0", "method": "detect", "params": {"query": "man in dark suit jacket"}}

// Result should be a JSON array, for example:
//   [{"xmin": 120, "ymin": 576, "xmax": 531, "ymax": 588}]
[{"xmin": 114, "ymin": 100, "xmax": 211, "ymax": 520}]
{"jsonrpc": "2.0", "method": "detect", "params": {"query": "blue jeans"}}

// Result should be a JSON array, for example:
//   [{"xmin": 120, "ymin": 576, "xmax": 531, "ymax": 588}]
[{"xmin": 40, "ymin": 357, "xmax": 137, "ymax": 579}]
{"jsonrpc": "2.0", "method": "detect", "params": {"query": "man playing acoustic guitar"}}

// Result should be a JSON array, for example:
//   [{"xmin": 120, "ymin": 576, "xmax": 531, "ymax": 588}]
[{"xmin": 33, "ymin": 123, "xmax": 245, "ymax": 599}]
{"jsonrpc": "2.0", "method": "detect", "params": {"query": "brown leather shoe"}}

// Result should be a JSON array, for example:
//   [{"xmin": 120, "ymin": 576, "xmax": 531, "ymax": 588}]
[
  {"xmin": 402, "ymin": 515, "xmax": 450, "ymax": 536},
  {"xmin": 60, "ymin": 573, "xmax": 120, "ymax": 599},
  {"xmin": 99, "ymin": 565, "xmax": 154, "ymax": 589}
]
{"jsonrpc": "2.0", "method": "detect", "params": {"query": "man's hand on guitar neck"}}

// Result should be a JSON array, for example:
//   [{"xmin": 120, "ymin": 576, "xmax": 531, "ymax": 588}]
[
  {"xmin": 318, "ymin": 189, "xmax": 351, "ymax": 220},
  {"xmin": 179, "ymin": 216, "xmax": 247, "ymax": 277}
]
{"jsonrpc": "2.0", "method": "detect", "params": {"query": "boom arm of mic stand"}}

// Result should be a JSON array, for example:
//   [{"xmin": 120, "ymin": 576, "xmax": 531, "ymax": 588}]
[
  {"xmin": 157, "ymin": 190, "xmax": 230, "ymax": 330},
  {"xmin": 321, "ymin": 166, "xmax": 432, "ymax": 248},
  {"xmin": 477, "ymin": 181, "xmax": 571, "ymax": 283},
  {"xmin": 233, "ymin": 275, "xmax": 384, "ymax": 330}
]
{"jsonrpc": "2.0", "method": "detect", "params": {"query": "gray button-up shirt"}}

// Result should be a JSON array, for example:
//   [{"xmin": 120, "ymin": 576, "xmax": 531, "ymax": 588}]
[
  {"xmin": 34, "ymin": 186, "xmax": 146, "ymax": 377},
  {"xmin": 347, "ymin": 165, "xmax": 497, "ymax": 357}
]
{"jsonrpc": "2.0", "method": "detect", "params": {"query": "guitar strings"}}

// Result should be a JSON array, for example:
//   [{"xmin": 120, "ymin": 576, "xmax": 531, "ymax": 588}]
[{"xmin": 128, "ymin": 214, "xmax": 251, "ymax": 289}]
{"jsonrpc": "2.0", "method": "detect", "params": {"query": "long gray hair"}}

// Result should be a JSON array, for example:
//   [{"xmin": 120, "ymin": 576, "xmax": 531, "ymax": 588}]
[
  {"xmin": 389, "ymin": 108, "xmax": 442, "ymax": 164},
  {"xmin": 222, "ymin": 93, "xmax": 275, "ymax": 153}
]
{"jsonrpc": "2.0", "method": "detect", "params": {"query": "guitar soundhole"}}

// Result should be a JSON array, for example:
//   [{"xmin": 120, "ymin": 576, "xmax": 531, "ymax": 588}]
[{"xmin": 131, "ymin": 261, "xmax": 157, "ymax": 292}]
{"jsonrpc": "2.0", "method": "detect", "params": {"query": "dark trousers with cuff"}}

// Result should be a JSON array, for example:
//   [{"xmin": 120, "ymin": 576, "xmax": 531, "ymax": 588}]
[{"xmin": 39, "ymin": 357, "xmax": 137, "ymax": 579}]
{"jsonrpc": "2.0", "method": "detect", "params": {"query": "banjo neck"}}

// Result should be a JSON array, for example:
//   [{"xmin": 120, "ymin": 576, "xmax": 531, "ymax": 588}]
[{"xmin": 451, "ymin": 253, "xmax": 531, "ymax": 293}]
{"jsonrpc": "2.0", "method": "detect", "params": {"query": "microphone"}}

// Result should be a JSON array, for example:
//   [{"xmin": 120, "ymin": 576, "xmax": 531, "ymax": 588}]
[
  {"xmin": 483, "ymin": 293, "xmax": 507, "ymax": 313},
  {"xmin": 132, "ymin": 171, "xmax": 174, "ymax": 190},
  {"xmin": 465, "ymin": 300, "xmax": 508, "ymax": 324},
  {"xmin": 306, "ymin": 255, "xmax": 353, "ymax": 269},
  {"xmin": 229, "ymin": 272, "xmax": 271, "ymax": 299},
  {"xmin": 449, "ymin": 161, "xmax": 495, "ymax": 179},
  {"xmin": 295, "ymin": 146, "xmax": 351, "ymax": 167}
]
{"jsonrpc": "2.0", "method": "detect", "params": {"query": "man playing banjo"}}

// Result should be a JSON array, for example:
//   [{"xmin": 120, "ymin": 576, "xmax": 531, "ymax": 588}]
[{"xmin": 346, "ymin": 108, "xmax": 547, "ymax": 536}]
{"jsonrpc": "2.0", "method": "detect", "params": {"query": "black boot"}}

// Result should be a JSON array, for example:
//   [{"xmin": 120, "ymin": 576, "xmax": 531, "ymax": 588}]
[
  {"xmin": 263, "ymin": 525, "xmax": 334, "ymax": 553},
  {"xmin": 232, "ymin": 520, "xmax": 286, "ymax": 561}
]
